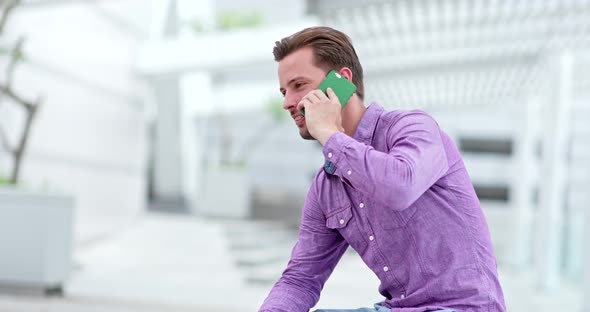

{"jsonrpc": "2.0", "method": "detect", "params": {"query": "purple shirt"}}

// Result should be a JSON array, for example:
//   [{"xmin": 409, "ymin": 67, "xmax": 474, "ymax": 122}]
[{"xmin": 260, "ymin": 103, "xmax": 506, "ymax": 312}]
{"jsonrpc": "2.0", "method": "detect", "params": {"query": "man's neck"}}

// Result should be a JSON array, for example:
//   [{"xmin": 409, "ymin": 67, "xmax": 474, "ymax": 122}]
[{"xmin": 342, "ymin": 95, "xmax": 367, "ymax": 138}]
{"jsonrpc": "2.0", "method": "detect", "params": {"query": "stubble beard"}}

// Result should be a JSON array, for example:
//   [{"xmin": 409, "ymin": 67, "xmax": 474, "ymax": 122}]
[{"xmin": 299, "ymin": 127, "xmax": 315, "ymax": 140}]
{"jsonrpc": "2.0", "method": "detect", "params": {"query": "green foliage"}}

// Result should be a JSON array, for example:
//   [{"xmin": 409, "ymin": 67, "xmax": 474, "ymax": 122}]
[
  {"xmin": 0, "ymin": 43, "xmax": 26, "ymax": 63},
  {"xmin": 267, "ymin": 96, "xmax": 287, "ymax": 122},
  {"xmin": 220, "ymin": 161, "xmax": 247, "ymax": 169},
  {"xmin": 189, "ymin": 18, "xmax": 204, "ymax": 33},
  {"xmin": 187, "ymin": 11, "xmax": 263, "ymax": 34},
  {"xmin": 0, "ymin": 174, "xmax": 15, "ymax": 186},
  {"xmin": 217, "ymin": 10, "xmax": 263, "ymax": 31},
  {"xmin": 13, "ymin": 47, "xmax": 25, "ymax": 62}
]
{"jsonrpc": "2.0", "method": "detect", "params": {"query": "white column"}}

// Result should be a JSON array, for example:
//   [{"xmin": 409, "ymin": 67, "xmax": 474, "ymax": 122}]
[
  {"xmin": 150, "ymin": 0, "xmax": 177, "ymax": 38},
  {"xmin": 151, "ymin": 77, "xmax": 183, "ymax": 202},
  {"xmin": 536, "ymin": 52, "xmax": 573, "ymax": 291},
  {"xmin": 179, "ymin": 71, "xmax": 214, "ymax": 213},
  {"xmin": 563, "ymin": 180, "xmax": 585, "ymax": 279},
  {"xmin": 563, "ymin": 63, "xmax": 585, "ymax": 281},
  {"xmin": 509, "ymin": 95, "xmax": 540, "ymax": 269},
  {"xmin": 148, "ymin": 0, "xmax": 184, "ymax": 204}
]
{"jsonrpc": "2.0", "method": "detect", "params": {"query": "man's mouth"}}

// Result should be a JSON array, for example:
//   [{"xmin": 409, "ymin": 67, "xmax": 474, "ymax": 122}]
[{"xmin": 293, "ymin": 114, "xmax": 305, "ymax": 126}]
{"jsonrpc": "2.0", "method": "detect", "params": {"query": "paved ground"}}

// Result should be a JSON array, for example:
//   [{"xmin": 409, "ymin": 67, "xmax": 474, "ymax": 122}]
[{"xmin": 0, "ymin": 212, "xmax": 583, "ymax": 311}]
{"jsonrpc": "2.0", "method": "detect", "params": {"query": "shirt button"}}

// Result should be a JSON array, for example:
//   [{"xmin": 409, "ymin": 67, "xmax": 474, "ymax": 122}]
[
  {"xmin": 328, "ymin": 152, "xmax": 333, "ymax": 158},
  {"xmin": 347, "ymin": 169, "xmax": 352, "ymax": 175},
  {"xmin": 359, "ymin": 202, "xmax": 365, "ymax": 208},
  {"xmin": 369, "ymin": 235, "xmax": 374, "ymax": 241},
  {"xmin": 339, "ymin": 219, "xmax": 345, "ymax": 225},
  {"xmin": 401, "ymin": 294, "xmax": 405, "ymax": 299},
  {"xmin": 383, "ymin": 266, "xmax": 389, "ymax": 272}
]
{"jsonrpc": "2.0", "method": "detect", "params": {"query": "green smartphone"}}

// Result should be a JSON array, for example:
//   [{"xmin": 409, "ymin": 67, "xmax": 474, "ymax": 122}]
[{"xmin": 301, "ymin": 70, "xmax": 357, "ymax": 115}]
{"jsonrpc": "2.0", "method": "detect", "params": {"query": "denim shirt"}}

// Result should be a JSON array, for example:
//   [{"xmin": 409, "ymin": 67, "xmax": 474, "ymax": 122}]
[{"xmin": 260, "ymin": 103, "xmax": 506, "ymax": 312}]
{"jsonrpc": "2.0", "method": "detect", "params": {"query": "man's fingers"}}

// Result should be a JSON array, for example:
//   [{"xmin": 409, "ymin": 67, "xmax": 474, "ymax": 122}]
[
  {"xmin": 297, "ymin": 97, "xmax": 311, "ymax": 111},
  {"xmin": 326, "ymin": 88, "xmax": 341, "ymax": 106},
  {"xmin": 326, "ymin": 87, "xmax": 336, "ymax": 98},
  {"xmin": 296, "ymin": 100, "xmax": 304, "ymax": 111},
  {"xmin": 306, "ymin": 90, "xmax": 323, "ymax": 102},
  {"xmin": 299, "ymin": 88, "xmax": 338, "ymax": 112}
]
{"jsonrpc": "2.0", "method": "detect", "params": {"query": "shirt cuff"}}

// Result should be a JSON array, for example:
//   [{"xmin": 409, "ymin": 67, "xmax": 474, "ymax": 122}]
[{"xmin": 322, "ymin": 132, "xmax": 353, "ymax": 175}]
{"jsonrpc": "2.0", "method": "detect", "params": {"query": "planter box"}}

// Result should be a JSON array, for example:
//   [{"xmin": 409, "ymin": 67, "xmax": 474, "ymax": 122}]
[
  {"xmin": 199, "ymin": 167, "xmax": 251, "ymax": 219},
  {"xmin": 0, "ymin": 187, "xmax": 74, "ymax": 293}
]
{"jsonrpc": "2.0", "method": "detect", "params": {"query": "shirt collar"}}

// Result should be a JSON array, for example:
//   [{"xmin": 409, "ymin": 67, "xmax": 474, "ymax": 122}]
[{"xmin": 353, "ymin": 102, "xmax": 384, "ymax": 145}]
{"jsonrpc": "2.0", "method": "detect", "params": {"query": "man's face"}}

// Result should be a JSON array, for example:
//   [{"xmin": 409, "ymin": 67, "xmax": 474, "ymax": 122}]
[{"xmin": 278, "ymin": 47, "xmax": 327, "ymax": 140}]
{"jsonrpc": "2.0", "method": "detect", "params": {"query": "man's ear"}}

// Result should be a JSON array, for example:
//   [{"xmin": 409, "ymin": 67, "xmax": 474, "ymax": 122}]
[{"xmin": 338, "ymin": 67, "xmax": 353, "ymax": 81}]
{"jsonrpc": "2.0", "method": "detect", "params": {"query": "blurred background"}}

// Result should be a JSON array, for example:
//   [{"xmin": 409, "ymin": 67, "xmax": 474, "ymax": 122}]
[{"xmin": 0, "ymin": 0, "xmax": 588, "ymax": 311}]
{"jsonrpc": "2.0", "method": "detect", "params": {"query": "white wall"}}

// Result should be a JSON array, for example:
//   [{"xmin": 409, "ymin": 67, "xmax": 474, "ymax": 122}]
[{"xmin": 0, "ymin": 2, "xmax": 149, "ymax": 243}]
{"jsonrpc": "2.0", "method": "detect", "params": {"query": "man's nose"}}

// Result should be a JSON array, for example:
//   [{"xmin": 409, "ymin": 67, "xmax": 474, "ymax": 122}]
[{"xmin": 283, "ymin": 95, "xmax": 297, "ymax": 111}]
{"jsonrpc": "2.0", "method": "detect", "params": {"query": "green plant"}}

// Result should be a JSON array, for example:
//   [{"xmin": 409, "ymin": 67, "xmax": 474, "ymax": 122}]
[
  {"xmin": 0, "ymin": 173, "xmax": 15, "ymax": 186},
  {"xmin": 187, "ymin": 10, "xmax": 263, "ymax": 35},
  {"xmin": 217, "ymin": 10, "xmax": 263, "ymax": 31},
  {"xmin": 187, "ymin": 18, "xmax": 204, "ymax": 33}
]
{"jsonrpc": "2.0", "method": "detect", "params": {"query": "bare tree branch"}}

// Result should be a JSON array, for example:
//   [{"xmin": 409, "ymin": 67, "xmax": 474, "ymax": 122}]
[
  {"xmin": 11, "ymin": 97, "xmax": 39, "ymax": 183},
  {"xmin": 0, "ymin": 0, "xmax": 20, "ymax": 34},
  {"xmin": 5, "ymin": 37, "xmax": 24, "ymax": 89},
  {"xmin": 0, "ymin": 82, "xmax": 35, "ymax": 112},
  {"xmin": 0, "ymin": 124, "xmax": 13, "ymax": 153},
  {"xmin": 0, "ymin": 0, "xmax": 38, "ymax": 184}
]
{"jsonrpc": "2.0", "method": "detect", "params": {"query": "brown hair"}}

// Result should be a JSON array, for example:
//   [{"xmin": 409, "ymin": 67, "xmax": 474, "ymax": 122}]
[{"xmin": 273, "ymin": 26, "xmax": 365, "ymax": 100}]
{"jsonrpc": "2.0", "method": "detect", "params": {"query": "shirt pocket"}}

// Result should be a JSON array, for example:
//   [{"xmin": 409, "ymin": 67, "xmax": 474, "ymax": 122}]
[
  {"xmin": 325, "ymin": 205, "xmax": 368, "ymax": 255},
  {"xmin": 326, "ymin": 205, "xmax": 353, "ymax": 229}
]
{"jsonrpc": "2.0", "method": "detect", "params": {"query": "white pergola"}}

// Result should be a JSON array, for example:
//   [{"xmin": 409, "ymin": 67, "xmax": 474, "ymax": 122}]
[{"xmin": 312, "ymin": 0, "xmax": 590, "ymax": 109}]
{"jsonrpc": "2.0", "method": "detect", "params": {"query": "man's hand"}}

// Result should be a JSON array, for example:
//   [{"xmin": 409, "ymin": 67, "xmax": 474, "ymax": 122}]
[{"xmin": 297, "ymin": 88, "xmax": 344, "ymax": 145}]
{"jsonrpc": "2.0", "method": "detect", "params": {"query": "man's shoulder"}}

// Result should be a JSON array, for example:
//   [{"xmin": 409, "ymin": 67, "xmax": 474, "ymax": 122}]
[
  {"xmin": 310, "ymin": 165, "xmax": 340, "ymax": 191},
  {"xmin": 308, "ymin": 166, "xmax": 347, "ymax": 214},
  {"xmin": 381, "ymin": 108, "xmax": 433, "ymax": 120},
  {"xmin": 378, "ymin": 108, "xmax": 438, "ymax": 130},
  {"xmin": 308, "ymin": 166, "xmax": 327, "ymax": 198}
]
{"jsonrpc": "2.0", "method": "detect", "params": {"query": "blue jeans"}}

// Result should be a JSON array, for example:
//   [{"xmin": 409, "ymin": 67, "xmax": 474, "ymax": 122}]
[
  {"xmin": 314, "ymin": 303, "xmax": 456, "ymax": 312},
  {"xmin": 313, "ymin": 302, "xmax": 391, "ymax": 312}
]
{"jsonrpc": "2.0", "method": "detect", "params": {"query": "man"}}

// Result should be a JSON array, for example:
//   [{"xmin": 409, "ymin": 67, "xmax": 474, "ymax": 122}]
[{"xmin": 259, "ymin": 26, "xmax": 506, "ymax": 312}]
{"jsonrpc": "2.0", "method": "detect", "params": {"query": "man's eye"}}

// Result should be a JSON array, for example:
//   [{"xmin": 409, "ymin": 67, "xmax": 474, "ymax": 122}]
[{"xmin": 295, "ymin": 82, "xmax": 304, "ymax": 88}]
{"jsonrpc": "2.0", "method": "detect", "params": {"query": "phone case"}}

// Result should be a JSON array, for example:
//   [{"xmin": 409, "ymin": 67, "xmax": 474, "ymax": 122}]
[
  {"xmin": 302, "ymin": 70, "xmax": 357, "ymax": 115},
  {"xmin": 317, "ymin": 70, "xmax": 357, "ymax": 108}
]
